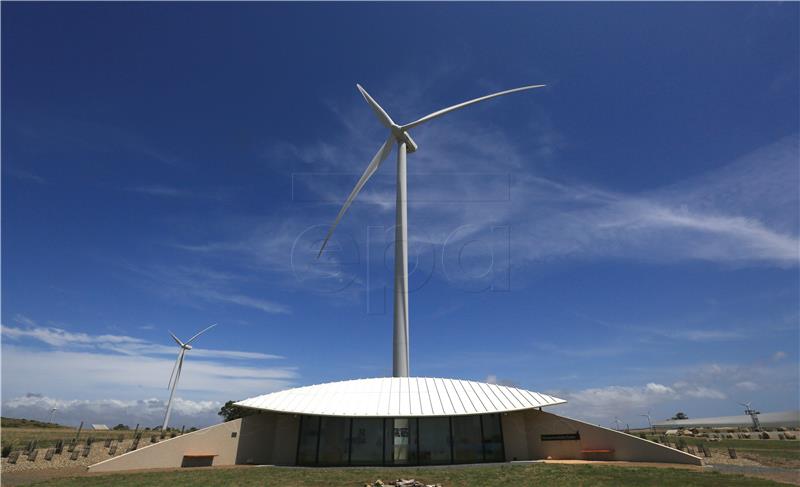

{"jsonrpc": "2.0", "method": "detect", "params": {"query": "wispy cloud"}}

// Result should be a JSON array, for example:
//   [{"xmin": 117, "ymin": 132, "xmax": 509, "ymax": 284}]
[
  {"xmin": 186, "ymin": 82, "xmax": 798, "ymax": 294},
  {"xmin": 4, "ymin": 315, "xmax": 284, "ymax": 360},
  {"xmin": 1, "ymin": 317, "xmax": 297, "ymax": 426},
  {"xmin": 129, "ymin": 185, "xmax": 190, "ymax": 197},
  {"xmin": 122, "ymin": 264, "xmax": 291, "ymax": 315}
]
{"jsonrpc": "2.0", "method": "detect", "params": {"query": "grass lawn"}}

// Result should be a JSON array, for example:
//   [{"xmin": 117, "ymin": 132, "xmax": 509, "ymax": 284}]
[{"xmin": 28, "ymin": 464, "xmax": 785, "ymax": 487}]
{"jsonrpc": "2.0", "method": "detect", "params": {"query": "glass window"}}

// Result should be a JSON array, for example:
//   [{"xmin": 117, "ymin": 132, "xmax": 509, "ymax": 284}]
[
  {"xmin": 418, "ymin": 417, "xmax": 451, "ymax": 465},
  {"xmin": 296, "ymin": 416, "xmax": 320, "ymax": 466},
  {"xmin": 481, "ymin": 414, "xmax": 504, "ymax": 462},
  {"xmin": 350, "ymin": 418, "xmax": 384, "ymax": 465},
  {"xmin": 317, "ymin": 417, "xmax": 350, "ymax": 465},
  {"xmin": 452, "ymin": 415, "xmax": 483, "ymax": 463},
  {"xmin": 384, "ymin": 418, "xmax": 417, "ymax": 465}
]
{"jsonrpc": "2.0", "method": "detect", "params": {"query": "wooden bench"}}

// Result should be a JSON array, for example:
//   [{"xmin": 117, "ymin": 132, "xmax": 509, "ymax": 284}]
[{"xmin": 581, "ymin": 449, "xmax": 615, "ymax": 459}]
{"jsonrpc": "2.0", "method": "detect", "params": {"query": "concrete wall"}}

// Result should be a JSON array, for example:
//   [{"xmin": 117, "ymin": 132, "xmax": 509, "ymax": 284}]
[
  {"xmin": 88, "ymin": 420, "xmax": 242, "ymax": 473},
  {"xmin": 504, "ymin": 409, "xmax": 702, "ymax": 466},
  {"xmin": 90, "ymin": 409, "xmax": 701, "ymax": 472},
  {"xmin": 235, "ymin": 412, "xmax": 299, "ymax": 465}
]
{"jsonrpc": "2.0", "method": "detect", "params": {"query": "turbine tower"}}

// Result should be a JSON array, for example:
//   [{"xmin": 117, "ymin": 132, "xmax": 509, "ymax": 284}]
[
  {"xmin": 162, "ymin": 324, "xmax": 216, "ymax": 431},
  {"xmin": 319, "ymin": 83, "xmax": 545, "ymax": 377}
]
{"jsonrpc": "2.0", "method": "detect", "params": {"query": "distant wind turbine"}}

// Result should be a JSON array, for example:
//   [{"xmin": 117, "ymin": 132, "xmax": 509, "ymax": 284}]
[
  {"xmin": 162, "ymin": 324, "xmax": 217, "ymax": 431},
  {"xmin": 318, "ymin": 83, "xmax": 545, "ymax": 377},
  {"xmin": 641, "ymin": 411, "xmax": 654, "ymax": 433}
]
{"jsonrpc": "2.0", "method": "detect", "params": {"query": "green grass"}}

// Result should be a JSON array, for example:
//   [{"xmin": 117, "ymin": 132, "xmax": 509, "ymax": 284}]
[
  {"xmin": 1, "ymin": 417, "xmax": 65, "ymax": 429},
  {"xmin": 29, "ymin": 464, "xmax": 784, "ymax": 487}
]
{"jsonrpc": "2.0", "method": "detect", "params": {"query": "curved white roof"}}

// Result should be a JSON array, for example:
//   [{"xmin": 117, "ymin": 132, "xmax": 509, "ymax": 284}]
[{"xmin": 236, "ymin": 377, "xmax": 566, "ymax": 417}]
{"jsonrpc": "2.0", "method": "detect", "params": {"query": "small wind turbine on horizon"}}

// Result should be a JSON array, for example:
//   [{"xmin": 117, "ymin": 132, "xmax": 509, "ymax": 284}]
[
  {"xmin": 641, "ymin": 411, "xmax": 654, "ymax": 433},
  {"xmin": 318, "ymin": 82, "xmax": 545, "ymax": 377},
  {"xmin": 162, "ymin": 324, "xmax": 217, "ymax": 431}
]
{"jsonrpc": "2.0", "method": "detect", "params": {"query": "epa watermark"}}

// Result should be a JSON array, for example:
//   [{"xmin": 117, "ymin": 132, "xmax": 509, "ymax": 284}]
[{"xmin": 290, "ymin": 223, "xmax": 511, "ymax": 315}]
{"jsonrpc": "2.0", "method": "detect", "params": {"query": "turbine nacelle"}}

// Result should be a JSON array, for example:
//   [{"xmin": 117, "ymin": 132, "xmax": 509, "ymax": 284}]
[{"xmin": 390, "ymin": 124, "xmax": 418, "ymax": 153}]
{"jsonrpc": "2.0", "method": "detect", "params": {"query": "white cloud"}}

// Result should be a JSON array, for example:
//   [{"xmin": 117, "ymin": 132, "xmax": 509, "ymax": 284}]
[
  {"xmin": 1, "ymin": 345, "xmax": 296, "ymax": 403},
  {"xmin": 1, "ymin": 318, "xmax": 296, "ymax": 411},
  {"xmin": 550, "ymin": 355, "xmax": 800, "ymax": 424},
  {"xmin": 645, "ymin": 383, "xmax": 675, "ymax": 395},
  {"xmin": 560, "ymin": 382, "xmax": 677, "ymax": 420},
  {"xmin": 772, "ymin": 351, "xmax": 787, "ymax": 361},
  {"xmin": 2, "ymin": 393, "xmax": 221, "ymax": 428}
]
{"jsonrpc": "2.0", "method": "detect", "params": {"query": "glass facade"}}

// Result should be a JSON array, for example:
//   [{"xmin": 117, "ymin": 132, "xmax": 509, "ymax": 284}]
[
  {"xmin": 296, "ymin": 413, "xmax": 504, "ymax": 466},
  {"xmin": 418, "ymin": 417, "xmax": 451, "ymax": 465},
  {"xmin": 318, "ymin": 417, "xmax": 350, "ymax": 465},
  {"xmin": 349, "ymin": 418, "xmax": 384, "ymax": 465}
]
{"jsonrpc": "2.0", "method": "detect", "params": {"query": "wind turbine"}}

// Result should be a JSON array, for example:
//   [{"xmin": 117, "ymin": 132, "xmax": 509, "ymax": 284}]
[
  {"xmin": 641, "ymin": 411, "xmax": 654, "ymax": 433},
  {"xmin": 318, "ymin": 83, "xmax": 545, "ymax": 377},
  {"xmin": 162, "ymin": 324, "xmax": 216, "ymax": 431}
]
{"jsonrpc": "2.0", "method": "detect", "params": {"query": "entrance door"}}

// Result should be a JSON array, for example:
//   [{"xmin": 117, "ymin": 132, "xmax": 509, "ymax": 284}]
[{"xmin": 392, "ymin": 418, "xmax": 410, "ymax": 464}]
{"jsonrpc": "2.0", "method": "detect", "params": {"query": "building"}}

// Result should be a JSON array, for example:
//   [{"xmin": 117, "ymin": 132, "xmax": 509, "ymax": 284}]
[
  {"xmin": 654, "ymin": 410, "xmax": 800, "ymax": 430},
  {"xmin": 89, "ymin": 377, "xmax": 701, "ymax": 472}
]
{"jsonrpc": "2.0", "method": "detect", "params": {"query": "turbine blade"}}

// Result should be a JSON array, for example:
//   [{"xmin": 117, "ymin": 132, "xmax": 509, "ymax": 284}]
[
  {"xmin": 357, "ymin": 84, "xmax": 394, "ymax": 128},
  {"xmin": 185, "ymin": 323, "xmax": 217, "ymax": 345},
  {"xmin": 317, "ymin": 134, "xmax": 395, "ymax": 258},
  {"xmin": 167, "ymin": 349, "xmax": 182, "ymax": 390},
  {"xmin": 168, "ymin": 331, "xmax": 184, "ymax": 348},
  {"xmin": 401, "ymin": 84, "xmax": 546, "ymax": 130}
]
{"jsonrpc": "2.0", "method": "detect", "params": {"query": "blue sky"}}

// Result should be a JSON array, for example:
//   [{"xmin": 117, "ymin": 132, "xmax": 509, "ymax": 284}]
[{"xmin": 2, "ymin": 3, "xmax": 798, "ymax": 428}]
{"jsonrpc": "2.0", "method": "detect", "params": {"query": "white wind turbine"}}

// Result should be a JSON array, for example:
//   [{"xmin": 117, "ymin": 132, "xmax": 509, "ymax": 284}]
[
  {"xmin": 162, "ymin": 324, "xmax": 217, "ymax": 431},
  {"xmin": 318, "ymin": 83, "xmax": 545, "ymax": 377}
]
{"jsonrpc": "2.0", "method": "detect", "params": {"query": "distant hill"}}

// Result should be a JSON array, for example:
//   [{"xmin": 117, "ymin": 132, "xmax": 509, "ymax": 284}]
[{"xmin": 1, "ymin": 417, "xmax": 67, "ymax": 429}]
